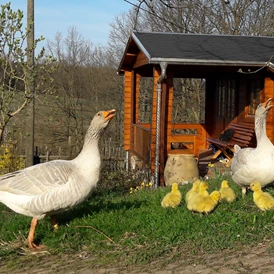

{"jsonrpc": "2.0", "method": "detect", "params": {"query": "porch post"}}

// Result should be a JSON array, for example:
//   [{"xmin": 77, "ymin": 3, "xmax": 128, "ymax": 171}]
[
  {"xmin": 123, "ymin": 70, "xmax": 135, "ymax": 167},
  {"xmin": 159, "ymin": 73, "xmax": 168, "ymax": 187},
  {"xmin": 154, "ymin": 62, "xmax": 168, "ymax": 187}
]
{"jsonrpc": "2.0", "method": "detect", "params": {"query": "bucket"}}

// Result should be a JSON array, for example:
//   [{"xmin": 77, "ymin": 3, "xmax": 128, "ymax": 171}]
[{"xmin": 164, "ymin": 154, "xmax": 199, "ymax": 186}]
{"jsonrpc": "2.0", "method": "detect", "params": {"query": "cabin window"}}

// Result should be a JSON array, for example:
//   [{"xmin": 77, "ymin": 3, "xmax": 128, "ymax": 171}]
[
  {"xmin": 248, "ymin": 79, "xmax": 263, "ymax": 116},
  {"xmin": 137, "ymin": 77, "xmax": 153, "ymax": 123},
  {"xmin": 172, "ymin": 78, "xmax": 205, "ymax": 123},
  {"xmin": 217, "ymin": 79, "xmax": 236, "ymax": 118}
]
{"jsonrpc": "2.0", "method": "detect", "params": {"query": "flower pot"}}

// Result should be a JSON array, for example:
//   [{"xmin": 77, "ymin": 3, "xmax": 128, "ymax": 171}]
[{"xmin": 164, "ymin": 154, "xmax": 199, "ymax": 186}]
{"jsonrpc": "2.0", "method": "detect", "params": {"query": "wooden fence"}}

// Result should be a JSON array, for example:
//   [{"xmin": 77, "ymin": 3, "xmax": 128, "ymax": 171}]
[
  {"xmin": 35, "ymin": 138, "xmax": 126, "ymax": 172},
  {"xmin": 100, "ymin": 138, "xmax": 126, "ymax": 171}
]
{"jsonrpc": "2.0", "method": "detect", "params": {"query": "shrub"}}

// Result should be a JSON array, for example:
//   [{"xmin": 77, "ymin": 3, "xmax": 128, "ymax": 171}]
[{"xmin": 0, "ymin": 144, "xmax": 25, "ymax": 175}]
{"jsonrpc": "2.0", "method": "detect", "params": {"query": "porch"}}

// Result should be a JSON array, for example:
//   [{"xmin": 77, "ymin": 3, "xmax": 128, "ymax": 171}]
[{"xmin": 132, "ymin": 122, "xmax": 230, "ymax": 179}]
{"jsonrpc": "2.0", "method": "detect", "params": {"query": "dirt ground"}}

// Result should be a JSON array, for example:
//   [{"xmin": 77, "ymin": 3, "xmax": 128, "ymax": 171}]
[{"xmin": 1, "ymin": 241, "xmax": 274, "ymax": 274}]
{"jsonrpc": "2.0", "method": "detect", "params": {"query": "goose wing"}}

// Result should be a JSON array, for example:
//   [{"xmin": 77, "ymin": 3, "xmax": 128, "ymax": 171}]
[
  {"xmin": 231, "ymin": 147, "xmax": 259, "ymax": 184},
  {"xmin": 231, "ymin": 147, "xmax": 254, "ymax": 173},
  {"xmin": 0, "ymin": 160, "xmax": 75, "ymax": 196}
]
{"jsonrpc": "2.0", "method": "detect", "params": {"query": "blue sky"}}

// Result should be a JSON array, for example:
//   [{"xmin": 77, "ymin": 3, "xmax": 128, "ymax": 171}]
[{"xmin": 8, "ymin": 0, "xmax": 131, "ymax": 48}]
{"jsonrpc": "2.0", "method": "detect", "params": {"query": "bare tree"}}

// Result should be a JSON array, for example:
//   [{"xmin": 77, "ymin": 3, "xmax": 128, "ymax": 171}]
[
  {"xmin": 45, "ymin": 27, "xmax": 124, "ymax": 158},
  {"xmin": 0, "ymin": 3, "xmax": 56, "ymax": 144},
  {"xmin": 108, "ymin": 9, "xmax": 140, "ymax": 65},
  {"xmin": 46, "ymin": 27, "xmax": 90, "ymax": 156},
  {"xmin": 111, "ymin": 0, "xmax": 274, "ymax": 44},
  {"xmin": 133, "ymin": 0, "xmax": 274, "ymax": 35}
]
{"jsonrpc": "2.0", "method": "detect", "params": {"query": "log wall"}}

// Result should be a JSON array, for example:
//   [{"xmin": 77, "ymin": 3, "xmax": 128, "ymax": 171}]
[{"xmin": 123, "ymin": 71, "xmax": 133, "ymax": 151}]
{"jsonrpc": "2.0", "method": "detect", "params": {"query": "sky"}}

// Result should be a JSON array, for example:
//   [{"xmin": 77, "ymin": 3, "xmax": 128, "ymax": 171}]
[{"xmin": 8, "ymin": 0, "xmax": 131, "ymax": 49}]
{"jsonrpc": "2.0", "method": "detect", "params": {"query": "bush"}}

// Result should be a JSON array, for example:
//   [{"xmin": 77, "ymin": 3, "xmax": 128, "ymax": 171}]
[{"xmin": 0, "ymin": 144, "xmax": 25, "ymax": 175}]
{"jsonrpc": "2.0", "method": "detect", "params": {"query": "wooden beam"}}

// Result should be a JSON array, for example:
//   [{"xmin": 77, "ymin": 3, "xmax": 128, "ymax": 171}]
[
  {"xmin": 133, "ymin": 52, "xmax": 149, "ymax": 68},
  {"xmin": 150, "ymin": 67, "xmax": 160, "ymax": 175},
  {"xmin": 159, "ymin": 76, "xmax": 168, "ymax": 187},
  {"xmin": 126, "ymin": 52, "xmax": 138, "ymax": 57}
]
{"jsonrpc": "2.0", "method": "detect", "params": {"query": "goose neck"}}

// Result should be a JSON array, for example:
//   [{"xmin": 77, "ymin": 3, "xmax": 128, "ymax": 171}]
[
  {"xmin": 74, "ymin": 128, "xmax": 101, "ymax": 164},
  {"xmin": 255, "ymin": 116, "xmax": 268, "ymax": 142}
]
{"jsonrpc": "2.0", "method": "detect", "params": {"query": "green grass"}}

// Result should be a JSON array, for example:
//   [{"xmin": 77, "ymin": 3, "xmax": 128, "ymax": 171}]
[{"xmin": 1, "ymin": 171, "xmax": 274, "ymax": 267}]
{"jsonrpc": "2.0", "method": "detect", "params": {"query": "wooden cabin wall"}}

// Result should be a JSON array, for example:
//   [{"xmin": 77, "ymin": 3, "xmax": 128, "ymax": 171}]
[
  {"xmin": 237, "ymin": 73, "xmax": 265, "ymax": 125},
  {"xmin": 232, "ymin": 70, "xmax": 274, "ymax": 143},
  {"xmin": 264, "ymin": 72, "xmax": 274, "ymax": 143},
  {"xmin": 205, "ymin": 71, "xmax": 274, "ymax": 147},
  {"xmin": 135, "ymin": 73, "xmax": 141, "ymax": 123},
  {"xmin": 206, "ymin": 74, "xmax": 258, "ymax": 132},
  {"xmin": 123, "ymin": 71, "xmax": 133, "ymax": 151},
  {"xmin": 236, "ymin": 74, "xmax": 248, "ymax": 123}
]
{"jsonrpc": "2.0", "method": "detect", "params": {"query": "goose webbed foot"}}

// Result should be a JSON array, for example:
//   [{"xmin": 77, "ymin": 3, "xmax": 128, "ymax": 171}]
[
  {"xmin": 242, "ymin": 187, "xmax": 247, "ymax": 198},
  {"xmin": 27, "ymin": 218, "xmax": 45, "ymax": 249}
]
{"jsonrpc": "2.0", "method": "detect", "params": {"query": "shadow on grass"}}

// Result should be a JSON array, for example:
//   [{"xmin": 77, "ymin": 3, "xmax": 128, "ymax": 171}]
[{"xmin": 55, "ymin": 195, "xmax": 146, "ymax": 226}]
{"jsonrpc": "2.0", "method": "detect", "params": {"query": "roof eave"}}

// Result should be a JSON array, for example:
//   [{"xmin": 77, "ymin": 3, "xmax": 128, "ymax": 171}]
[
  {"xmin": 117, "ymin": 31, "xmax": 135, "ymax": 75},
  {"xmin": 118, "ymin": 59, "xmax": 269, "ymax": 75},
  {"xmin": 149, "ymin": 57, "xmax": 268, "ymax": 67},
  {"xmin": 117, "ymin": 31, "xmax": 152, "ymax": 75},
  {"xmin": 132, "ymin": 31, "xmax": 152, "ymax": 61}
]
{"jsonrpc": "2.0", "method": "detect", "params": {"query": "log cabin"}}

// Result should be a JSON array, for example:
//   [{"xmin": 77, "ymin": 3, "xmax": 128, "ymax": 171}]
[{"xmin": 117, "ymin": 30, "xmax": 274, "ymax": 186}]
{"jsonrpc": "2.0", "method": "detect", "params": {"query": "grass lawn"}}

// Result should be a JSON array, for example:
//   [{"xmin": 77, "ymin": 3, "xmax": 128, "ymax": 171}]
[{"xmin": 1, "ymin": 170, "xmax": 274, "ymax": 268}]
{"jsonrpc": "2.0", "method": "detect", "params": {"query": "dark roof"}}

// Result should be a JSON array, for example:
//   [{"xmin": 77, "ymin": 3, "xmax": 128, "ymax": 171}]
[{"xmin": 118, "ymin": 31, "xmax": 274, "ymax": 73}]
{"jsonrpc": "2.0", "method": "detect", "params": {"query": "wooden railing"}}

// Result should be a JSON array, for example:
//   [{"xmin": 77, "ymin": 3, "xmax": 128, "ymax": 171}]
[
  {"xmin": 133, "ymin": 124, "xmax": 151, "ymax": 162},
  {"xmin": 130, "ymin": 123, "xmax": 207, "ymax": 168},
  {"xmin": 167, "ymin": 123, "xmax": 206, "ymax": 157}
]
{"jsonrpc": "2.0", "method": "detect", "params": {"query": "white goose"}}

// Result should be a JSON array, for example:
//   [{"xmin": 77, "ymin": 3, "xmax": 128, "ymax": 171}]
[
  {"xmin": 0, "ymin": 109, "xmax": 116, "ymax": 249},
  {"xmin": 231, "ymin": 98, "xmax": 274, "ymax": 197}
]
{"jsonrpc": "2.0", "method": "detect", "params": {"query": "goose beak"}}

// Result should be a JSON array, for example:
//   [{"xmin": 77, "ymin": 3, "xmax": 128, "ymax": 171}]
[
  {"xmin": 103, "ymin": 109, "xmax": 116, "ymax": 121},
  {"xmin": 264, "ymin": 98, "xmax": 273, "ymax": 110}
]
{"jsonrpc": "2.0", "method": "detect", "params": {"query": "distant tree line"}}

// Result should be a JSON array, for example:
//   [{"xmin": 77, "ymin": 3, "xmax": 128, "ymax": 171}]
[{"xmin": 2, "ymin": 0, "xmax": 274, "ymax": 162}]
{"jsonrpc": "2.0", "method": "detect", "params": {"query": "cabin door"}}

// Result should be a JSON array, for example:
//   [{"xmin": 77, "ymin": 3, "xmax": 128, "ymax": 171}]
[{"xmin": 214, "ymin": 78, "xmax": 236, "ymax": 135}]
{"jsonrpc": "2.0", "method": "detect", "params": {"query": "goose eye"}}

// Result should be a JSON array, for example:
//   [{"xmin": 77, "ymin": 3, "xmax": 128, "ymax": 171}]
[{"xmin": 97, "ymin": 113, "xmax": 101, "ymax": 116}]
